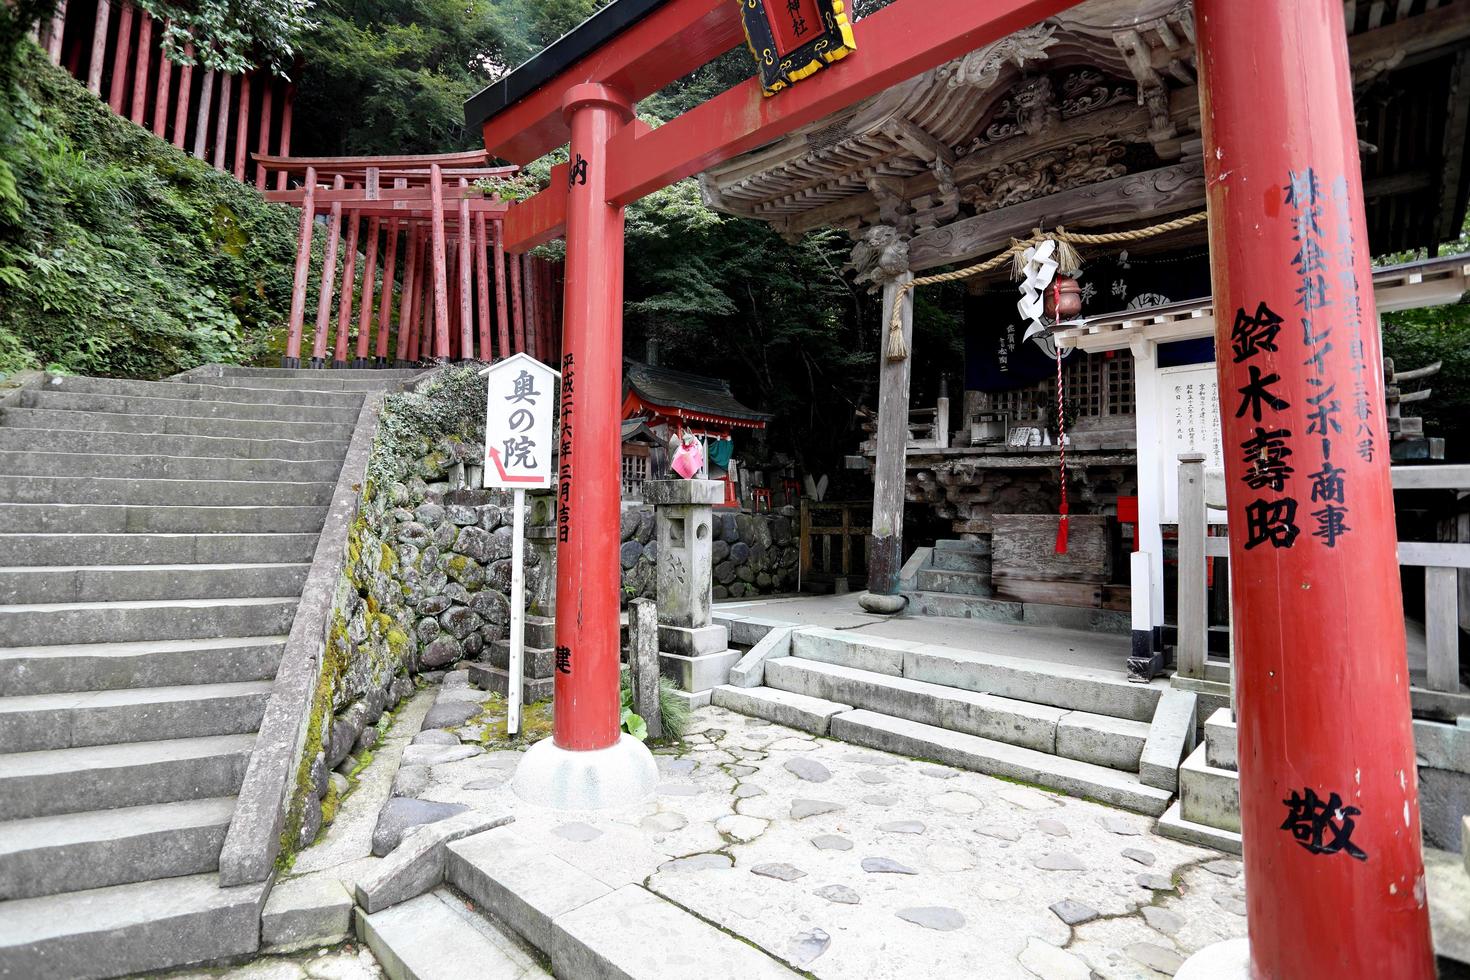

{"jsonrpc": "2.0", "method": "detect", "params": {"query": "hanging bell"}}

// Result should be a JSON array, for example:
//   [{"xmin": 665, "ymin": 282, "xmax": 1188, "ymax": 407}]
[{"xmin": 1043, "ymin": 275, "xmax": 1083, "ymax": 320}]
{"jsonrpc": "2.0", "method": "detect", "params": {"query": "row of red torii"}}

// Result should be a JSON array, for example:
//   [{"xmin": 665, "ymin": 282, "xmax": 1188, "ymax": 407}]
[{"xmin": 258, "ymin": 151, "xmax": 563, "ymax": 369}]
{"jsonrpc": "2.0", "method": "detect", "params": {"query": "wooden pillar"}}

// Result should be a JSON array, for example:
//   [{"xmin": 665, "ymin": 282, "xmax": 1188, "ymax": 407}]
[
  {"xmin": 233, "ymin": 72, "xmax": 250, "ymax": 181},
  {"xmin": 86, "ymin": 0, "xmax": 110, "ymax": 94},
  {"xmin": 310, "ymin": 174, "xmax": 346, "ymax": 367},
  {"xmin": 523, "ymin": 256, "xmax": 539, "ymax": 360},
  {"xmin": 492, "ymin": 218, "xmax": 510, "ymax": 358},
  {"xmin": 509, "ymin": 251, "xmax": 525, "ymax": 353},
  {"xmin": 108, "ymin": 2, "xmax": 133, "ymax": 114},
  {"xmin": 374, "ymin": 218, "xmax": 399, "ymax": 364},
  {"xmin": 254, "ymin": 80, "xmax": 273, "ymax": 189},
  {"xmin": 863, "ymin": 269, "xmax": 914, "ymax": 604},
  {"xmin": 395, "ymin": 230, "xmax": 420, "ymax": 366},
  {"xmin": 446, "ymin": 245, "xmax": 460, "ymax": 360},
  {"xmin": 474, "ymin": 213, "xmax": 492, "ymax": 361},
  {"xmin": 171, "ymin": 43, "xmax": 192, "ymax": 149},
  {"xmin": 211, "ymin": 73, "xmax": 232, "ymax": 170},
  {"xmin": 418, "ymin": 240, "xmax": 434, "ymax": 362},
  {"xmin": 457, "ymin": 179, "xmax": 474, "ymax": 360},
  {"xmin": 275, "ymin": 85, "xmax": 293, "ymax": 191},
  {"xmin": 46, "ymin": 0, "xmax": 66, "ymax": 64},
  {"xmin": 192, "ymin": 69, "xmax": 214, "ymax": 159},
  {"xmin": 283, "ymin": 165, "xmax": 316, "ymax": 367},
  {"xmin": 128, "ymin": 13, "xmax": 150, "ymax": 124},
  {"xmin": 333, "ymin": 209, "xmax": 361, "ymax": 367},
  {"xmin": 151, "ymin": 24, "xmax": 172, "ymax": 138},
  {"xmin": 428, "ymin": 164, "xmax": 451, "ymax": 360},
  {"xmin": 354, "ymin": 217, "xmax": 381, "ymax": 367}
]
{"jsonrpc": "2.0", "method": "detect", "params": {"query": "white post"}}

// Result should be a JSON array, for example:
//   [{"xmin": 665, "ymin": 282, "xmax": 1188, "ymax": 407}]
[
  {"xmin": 508, "ymin": 487, "xmax": 526, "ymax": 734},
  {"xmin": 1176, "ymin": 452, "xmax": 1208, "ymax": 680}
]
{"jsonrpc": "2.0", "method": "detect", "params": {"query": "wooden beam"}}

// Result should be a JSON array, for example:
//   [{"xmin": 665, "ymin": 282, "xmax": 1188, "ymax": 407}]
[
  {"xmin": 192, "ymin": 69, "xmax": 214, "ymax": 159},
  {"xmin": 503, "ymin": 164, "xmax": 569, "ymax": 251},
  {"xmin": 171, "ymin": 43, "xmax": 192, "ymax": 150},
  {"xmin": 151, "ymin": 24, "xmax": 172, "ymax": 139},
  {"xmin": 233, "ymin": 72, "xmax": 251, "ymax": 181},
  {"xmin": 255, "ymin": 150, "xmax": 492, "ymax": 174},
  {"xmin": 128, "ymin": 13, "xmax": 150, "ymax": 124},
  {"xmin": 87, "ymin": 0, "xmax": 109, "ymax": 95},
  {"xmin": 108, "ymin": 2, "xmax": 132, "ymax": 114},
  {"xmin": 1435, "ymin": 49, "xmax": 1470, "ymax": 245},
  {"xmin": 212, "ymin": 73, "xmax": 233, "ymax": 170}
]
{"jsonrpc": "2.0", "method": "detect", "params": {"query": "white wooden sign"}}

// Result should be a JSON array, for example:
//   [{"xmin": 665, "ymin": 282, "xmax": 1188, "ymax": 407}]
[
  {"xmin": 480, "ymin": 353, "xmax": 560, "ymax": 734},
  {"xmin": 1157, "ymin": 362, "xmax": 1226, "ymax": 524}
]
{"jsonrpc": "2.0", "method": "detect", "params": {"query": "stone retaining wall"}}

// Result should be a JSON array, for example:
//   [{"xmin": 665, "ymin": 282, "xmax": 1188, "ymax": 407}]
[{"xmin": 618, "ymin": 505, "xmax": 800, "ymax": 604}]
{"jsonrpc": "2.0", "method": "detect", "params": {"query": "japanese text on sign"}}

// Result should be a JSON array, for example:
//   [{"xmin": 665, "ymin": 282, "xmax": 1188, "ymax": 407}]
[{"xmin": 481, "ymin": 353, "xmax": 560, "ymax": 491}]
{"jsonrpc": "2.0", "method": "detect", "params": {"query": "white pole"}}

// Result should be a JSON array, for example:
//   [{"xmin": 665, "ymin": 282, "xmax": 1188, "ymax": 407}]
[{"xmin": 508, "ymin": 487, "xmax": 526, "ymax": 735}]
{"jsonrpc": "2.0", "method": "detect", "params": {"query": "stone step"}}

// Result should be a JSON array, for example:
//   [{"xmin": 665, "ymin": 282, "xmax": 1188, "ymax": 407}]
[
  {"xmin": 0, "ymin": 562, "xmax": 310, "ymax": 603},
  {"xmin": 915, "ymin": 567, "xmax": 992, "ymax": 596},
  {"xmin": 0, "ymin": 449, "xmax": 345, "ymax": 483},
  {"xmin": 523, "ymin": 615, "xmax": 555, "ymax": 649},
  {"xmin": 0, "ymin": 502, "xmax": 328, "ymax": 534},
  {"xmin": 0, "ymin": 474, "xmax": 335, "ymax": 507},
  {"xmin": 0, "ymin": 796, "xmax": 235, "ymax": 900},
  {"xmin": 0, "ymin": 426, "xmax": 351, "ymax": 462},
  {"xmin": 0, "ymin": 680, "xmax": 274, "ymax": 752},
  {"xmin": 0, "ymin": 635, "xmax": 284, "ymax": 696},
  {"xmin": 20, "ymin": 388, "xmax": 362, "ymax": 425},
  {"xmin": 0, "ymin": 871, "xmax": 267, "ymax": 979},
  {"xmin": 203, "ymin": 374, "xmax": 410, "ymax": 393},
  {"xmin": 0, "ymin": 596, "xmax": 299, "ymax": 646},
  {"xmin": 486, "ymin": 640, "xmax": 557, "ymax": 680},
  {"xmin": 1178, "ymin": 743, "xmax": 1241, "ymax": 833},
  {"xmin": 828, "ymin": 708, "xmax": 1173, "ymax": 815},
  {"xmin": 218, "ymin": 366, "xmax": 423, "ymax": 379},
  {"xmin": 358, "ymin": 887, "xmax": 550, "ymax": 980},
  {"xmin": 1156, "ymin": 800, "xmax": 1242, "ymax": 855},
  {"xmin": 0, "ymin": 531, "xmax": 318, "ymax": 566},
  {"xmin": 0, "ymin": 406, "xmax": 355, "ymax": 442},
  {"xmin": 0, "ymin": 733, "xmax": 255, "ymax": 820},
  {"xmin": 929, "ymin": 548, "xmax": 992, "ymax": 574},
  {"xmin": 46, "ymin": 374, "xmax": 367, "ymax": 408},
  {"xmin": 709, "ymin": 684, "xmax": 851, "ymax": 736},
  {"xmin": 1204, "ymin": 707, "xmax": 1237, "ymax": 771},
  {"xmin": 467, "ymin": 663, "xmax": 554, "ymax": 703},
  {"xmin": 905, "ymin": 589, "xmax": 1025, "ymax": 623},
  {"xmin": 765, "ymin": 658, "xmax": 1147, "ymax": 770},
  {"xmin": 934, "ymin": 538, "xmax": 991, "ymax": 556}
]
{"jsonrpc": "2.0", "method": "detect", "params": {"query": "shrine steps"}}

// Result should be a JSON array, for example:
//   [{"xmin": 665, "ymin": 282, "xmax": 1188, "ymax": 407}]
[
  {"xmin": 0, "ymin": 366, "xmax": 416, "ymax": 978},
  {"xmin": 906, "ymin": 589, "xmax": 1132, "ymax": 634}
]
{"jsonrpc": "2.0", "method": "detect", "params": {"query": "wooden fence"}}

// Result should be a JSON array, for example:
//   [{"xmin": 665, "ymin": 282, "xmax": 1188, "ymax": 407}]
[{"xmin": 799, "ymin": 500, "xmax": 871, "ymax": 592}]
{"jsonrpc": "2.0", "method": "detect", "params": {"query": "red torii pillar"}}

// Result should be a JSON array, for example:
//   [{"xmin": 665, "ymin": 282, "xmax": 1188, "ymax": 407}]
[
  {"xmin": 282, "ymin": 166, "xmax": 316, "ymax": 368},
  {"xmin": 474, "ymin": 213, "xmax": 492, "ymax": 361},
  {"xmin": 395, "ymin": 230, "xmax": 421, "ymax": 367},
  {"xmin": 310, "ymin": 174, "xmax": 346, "ymax": 368},
  {"xmin": 1184, "ymin": 0, "xmax": 1435, "ymax": 977},
  {"xmin": 356, "ymin": 217, "xmax": 382, "ymax": 367},
  {"xmin": 492, "ymin": 217, "xmax": 510, "ymax": 358},
  {"xmin": 511, "ymin": 82, "xmax": 656, "ymax": 806},
  {"xmin": 457, "ymin": 179, "xmax": 475, "ymax": 361}
]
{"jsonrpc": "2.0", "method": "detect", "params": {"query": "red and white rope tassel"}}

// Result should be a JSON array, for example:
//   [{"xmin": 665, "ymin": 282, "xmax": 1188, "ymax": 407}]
[{"xmin": 1053, "ymin": 280, "xmax": 1069, "ymax": 555}]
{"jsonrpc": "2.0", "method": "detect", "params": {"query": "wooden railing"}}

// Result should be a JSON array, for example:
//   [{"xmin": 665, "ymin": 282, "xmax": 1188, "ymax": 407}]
[
  {"xmin": 799, "ymin": 499, "xmax": 871, "ymax": 592},
  {"xmin": 1175, "ymin": 456, "xmax": 1470, "ymax": 692}
]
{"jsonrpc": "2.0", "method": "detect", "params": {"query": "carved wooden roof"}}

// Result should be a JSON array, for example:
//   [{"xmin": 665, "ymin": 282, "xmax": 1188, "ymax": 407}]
[{"xmin": 698, "ymin": 0, "xmax": 1470, "ymax": 271}]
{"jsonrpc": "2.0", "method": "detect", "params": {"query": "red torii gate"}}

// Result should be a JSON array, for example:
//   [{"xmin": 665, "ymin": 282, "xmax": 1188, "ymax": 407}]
[
  {"xmin": 257, "ymin": 151, "xmax": 563, "ymax": 368},
  {"xmin": 471, "ymin": 1, "xmax": 1436, "ymax": 977}
]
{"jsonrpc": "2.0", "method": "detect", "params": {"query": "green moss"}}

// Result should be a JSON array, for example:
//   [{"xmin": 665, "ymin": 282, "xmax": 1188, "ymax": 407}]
[
  {"xmin": 275, "ymin": 612, "xmax": 352, "ymax": 870},
  {"xmin": 477, "ymin": 695, "xmax": 554, "ymax": 749},
  {"xmin": 379, "ymin": 542, "xmax": 397, "ymax": 573},
  {"xmin": 319, "ymin": 781, "xmax": 342, "ymax": 827},
  {"xmin": 446, "ymin": 554, "xmax": 468, "ymax": 576},
  {"xmin": 386, "ymin": 628, "xmax": 410, "ymax": 659}
]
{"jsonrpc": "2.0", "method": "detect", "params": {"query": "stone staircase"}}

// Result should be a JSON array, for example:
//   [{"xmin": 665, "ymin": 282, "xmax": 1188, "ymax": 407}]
[
  {"xmin": 0, "ymin": 366, "xmax": 418, "ymax": 979},
  {"xmin": 714, "ymin": 624, "xmax": 1186, "ymax": 815}
]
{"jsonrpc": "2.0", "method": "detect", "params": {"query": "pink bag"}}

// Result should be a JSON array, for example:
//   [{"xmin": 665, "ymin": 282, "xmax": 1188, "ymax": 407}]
[{"xmin": 671, "ymin": 437, "xmax": 703, "ymax": 479}]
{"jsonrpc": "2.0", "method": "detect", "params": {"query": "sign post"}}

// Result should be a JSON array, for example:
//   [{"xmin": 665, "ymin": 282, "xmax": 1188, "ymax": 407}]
[{"xmin": 480, "ymin": 352, "xmax": 559, "ymax": 736}]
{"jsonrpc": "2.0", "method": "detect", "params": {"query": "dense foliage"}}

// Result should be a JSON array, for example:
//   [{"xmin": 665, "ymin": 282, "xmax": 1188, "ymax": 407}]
[{"xmin": 0, "ymin": 47, "xmax": 309, "ymax": 377}]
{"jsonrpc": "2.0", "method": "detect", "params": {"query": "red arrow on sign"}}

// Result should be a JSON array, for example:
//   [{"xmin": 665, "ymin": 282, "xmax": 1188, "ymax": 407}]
[{"xmin": 486, "ymin": 446, "xmax": 543, "ymax": 484}]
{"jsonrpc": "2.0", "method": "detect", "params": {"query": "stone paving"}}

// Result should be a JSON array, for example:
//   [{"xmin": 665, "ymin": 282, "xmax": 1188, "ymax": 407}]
[{"xmin": 395, "ymin": 677, "xmax": 1248, "ymax": 978}]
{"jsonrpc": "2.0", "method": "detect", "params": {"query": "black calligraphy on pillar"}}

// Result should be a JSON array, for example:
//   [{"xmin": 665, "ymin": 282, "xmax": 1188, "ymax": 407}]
[
  {"xmin": 558, "ymin": 353, "xmax": 575, "ymax": 544},
  {"xmin": 1286, "ymin": 167, "xmax": 1354, "ymax": 548},
  {"xmin": 1281, "ymin": 787, "xmax": 1368, "ymax": 861},
  {"xmin": 1231, "ymin": 301, "xmax": 1298, "ymax": 550},
  {"xmin": 554, "ymin": 645, "xmax": 572, "ymax": 675},
  {"xmin": 1330, "ymin": 175, "xmax": 1377, "ymax": 469},
  {"xmin": 568, "ymin": 154, "xmax": 588, "ymax": 188}
]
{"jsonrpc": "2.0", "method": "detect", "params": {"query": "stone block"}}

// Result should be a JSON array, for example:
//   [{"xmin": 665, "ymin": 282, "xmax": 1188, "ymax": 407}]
[
  {"xmin": 356, "ymin": 811, "xmax": 514, "ymax": 914},
  {"xmin": 1138, "ymin": 688, "xmax": 1199, "ymax": 793},
  {"xmin": 720, "ymin": 615, "xmax": 793, "ymax": 647},
  {"xmin": 446, "ymin": 828, "xmax": 612, "ymax": 954},
  {"xmin": 903, "ymin": 645, "xmax": 1161, "ymax": 722},
  {"xmin": 641, "ymin": 479, "xmax": 725, "ymax": 506},
  {"xmin": 1415, "ymin": 719, "xmax": 1470, "ymax": 773},
  {"xmin": 790, "ymin": 627, "xmax": 911, "ymax": 676},
  {"xmin": 727, "ymin": 626, "xmax": 793, "ymax": 688},
  {"xmin": 658, "ymin": 623, "xmax": 727, "ymax": 657},
  {"xmin": 659, "ymin": 648, "xmax": 742, "ymax": 693},
  {"xmin": 468, "ymin": 663, "xmax": 555, "ymax": 702},
  {"xmin": 711, "ymin": 685, "xmax": 850, "ymax": 736},
  {"xmin": 629, "ymin": 598, "xmax": 663, "ymax": 739},
  {"xmin": 1056, "ymin": 711, "xmax": 1149, "ymax": 772},
  {"xmin": 548, "ymin": 884, "xmax": 800, "ymax": 980},
  {"xmin": 1178, "ymin": 743, "xmax": 1240, "ymax": 832},
  {"xmin": 1156, "ymin": 801, "xmax": 1242, "ymax": 856},
  {"xmin": 357, "ymin": 888, "xmax": 546, "ymax": 980},
  {"xmin": 487, "ymin": 640, "xmax": 557, "ymax": 679},
  {"xmin": 1204, "ymin": 707, "xmax": 1237, "ymax": 771},
  {"xmin": 261, "ymin": 874, "xmax": 354, "ymax": 953},
  {"xmin": 666, "ymin": 687, "xmax": 712, "ymax": 711}
]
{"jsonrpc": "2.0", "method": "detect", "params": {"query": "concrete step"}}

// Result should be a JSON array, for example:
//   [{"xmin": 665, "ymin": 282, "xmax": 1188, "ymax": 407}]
[
  {"xmin": 0, "ymin": 531, "xmax": 318, "ymax": 565},
  {"xmin": 0, "ymin": 449, "xmax": 344, "ymax": 483},
  {"xmin": 0, "ymin": 475, "xmax": 335, "ymax": 506},
  {"xmin": 0, "ymin": 733, "xmax": 255, "ymax": 820},
  {"xmin": 0, "ymin": 426, "xmax": 351, "ymax": 462},
  {"xmin": 915, "ymin": 567, "xmax": 992, "ymax": 596},
  {"xmin": 0, "ymin": 796, "xmax": 235, "ymax": 900},
  {"xmin": 1156, "ymin": 800, "xmax": 1242, "ymax": 855},
  {"xmin": 203, "ymin": 374, "xmax": 410, "ymax": 392},
  {"xmin": 0, "ymin": 406, "xmax": 355, "ymax": 442},
  {"xmin": 0, "ymin": 596, "xmax": 299, "ymax": 646},
  {"xmin": 1179, "ymin": 743, "xmax": 1241, "ymax": 833},
  {"xmin": 218, "ymin": 366, "xmax": 423, "ymax": 379},
  {"xmin": 20, "ymin": 388, "xmax": 362, "ymax": 424},
  {"xmin": 358, "ymin": 887, "xmax": 550, "ymax": 980},
  {"xmin": 46, "ymin": 374, "xmax": 367, "ymax": 408},
  {"xmin": 0, "ymin": 563, "xmax": 310, "ymax": 603},
  {"xmin": 0, "ymin": 680, "xmax": 273, "ymax": 751},
  {"xmin": 0, "ymin": 871, "xmax": 267, "ymax": 979},
  {"xmin": 765, "ymin": 657, "xmax": 1147, "ymax": 770},
  {"xmin": 0, "ymin": 635, "xmax": 284, "ymax": 696},
  {"xmin": 1204, "ymin": 707, "xmax": 1237, "ymax": 771},
  {"xmin": 829, "ymin": 709, "xmax": 1172, "ymax": 815},
  {"xmin": 0, "ymin": 502, "xmax": 328, "ymax": 534},
  {"xmin": 905, "ymin": 589, "xmax": 1024, "ymax": 623},
  {"xmin": 710, "ymin": 684, "xmax": 851, "ymax": 736}
]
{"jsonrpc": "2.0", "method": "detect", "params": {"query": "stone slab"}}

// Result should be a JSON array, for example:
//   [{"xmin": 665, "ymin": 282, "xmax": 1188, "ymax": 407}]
[
  {"xmin": 710, "ymin": 685, "xmax": 851, "ymax": 736},
  {"xmin": 658, "ymin": 648, "xmax": 742, "ymax": 693},
  {"xmin": 356, "ymin": 811, "xmax": 514, "ymax": 914},
  {"xmin": 446, "ymin": 828, "xmax": 612, "ymax": 954},
  {"xmin": 548, "ymin": 884, "xmax": 800, "ymax": 979},
  {"xmin": 1156, "ymin": 800, "xmax": 1243, "ymax": 856},
  {"xmin": 727, "ymin": 627, "xmax": 793, "ymax": 688},
  {"xmin": 658, "ymin": 623, "xmax": 728, "ymax": 657},
  {"xmin": 1057, "ymin": 710, "xmax": 1149, "ymax": 772},
  {"xmin": 1204, "ymin": 707, "xmax": 1237, "ymax": 771},
  {"xmin": 358, "ymin": 888, "xmax": 547, "ymax": 980},
  {"xmin": 1139, "ymin": 688, "xmax": 1199, "ymax": 793},
  {"xmin": 261, "ymin": 873, "xmax": 354, "ymax": 953},
  {"xmin": 1179, "ymin": 744, "xmax": 1241, "ymax": 832},
  {"xmin": 790, "ymin": 626, "xmax": 913, "ymax": 677}
]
